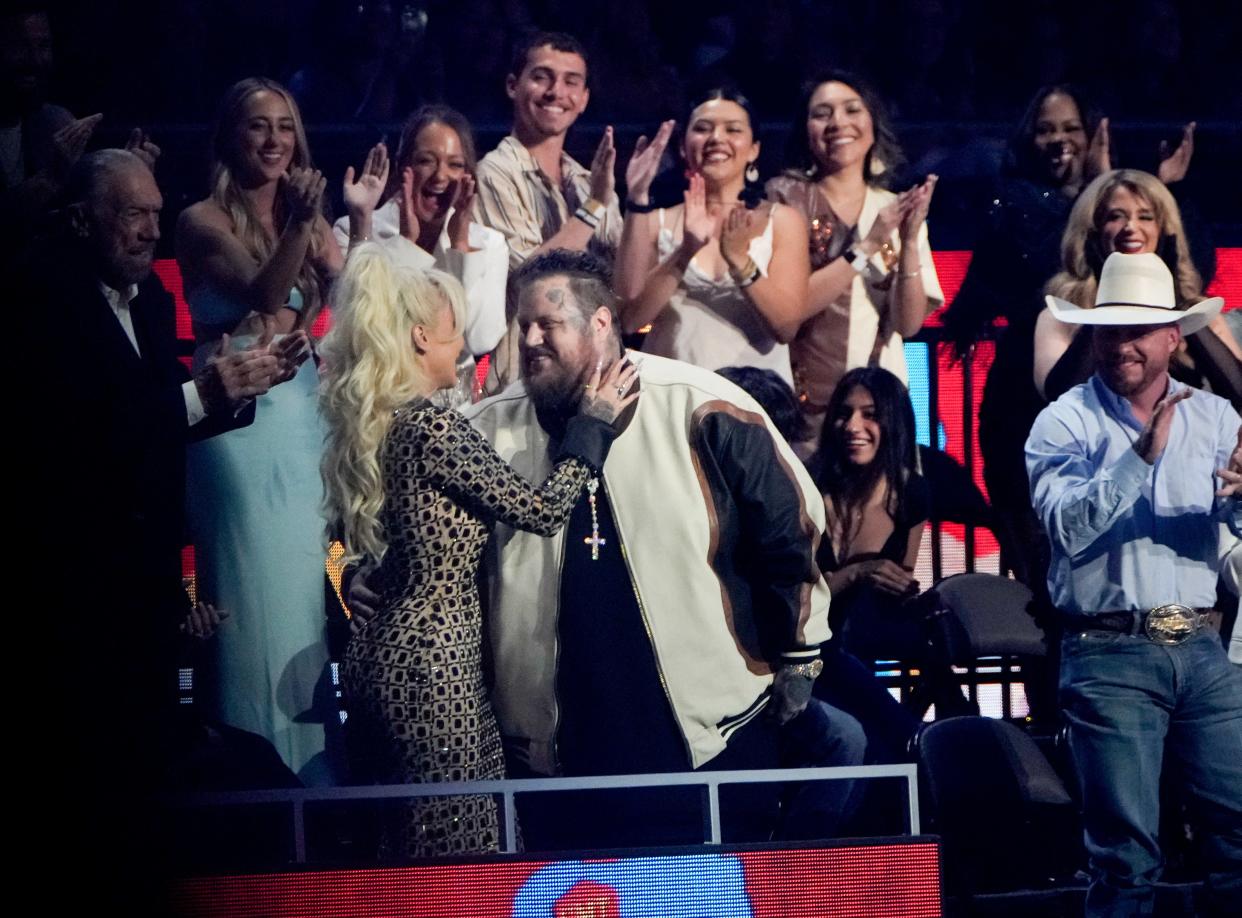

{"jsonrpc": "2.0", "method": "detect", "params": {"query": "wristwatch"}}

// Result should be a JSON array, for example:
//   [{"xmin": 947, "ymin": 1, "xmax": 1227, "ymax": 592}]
[
  {"xmin": 843, "ymin": 248, "xmax": 869, "ymax": 273},
  {"xmin": 783, "ymin": 659, "xmax": 824, "ymax": 679},
  {"xmin": 574, "ymin": 197, "xmax": 607, "ymax": 230}
]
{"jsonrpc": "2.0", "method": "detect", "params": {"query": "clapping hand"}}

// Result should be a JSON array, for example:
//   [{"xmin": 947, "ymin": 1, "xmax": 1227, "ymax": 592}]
[
  {"xmin": 856, "ymin": 175, "xmax": 937, "ymax": 254},
  {"xmin": 721, "ymin": 204, "xmax": 764, "ymax": 269},
  {"xmin": 343, "ymin": 142, "xmax": 390, "ymax": 218},
  {"xmin": 625, "ymin": 119, "xmax": 675, "ymax": 206},
  {"xmin": 681, "ymin": 173, "xmax": 719, "ymax": 253},
  {"xmin": 203, "ymin": 318, "xmax": 311, "ymax": 408},
  {"xmin": 196, "ymin": 328, "xmax": 281, "ymax": 414},
  {"xmin": 588, "ymin": 126, "xmax": 617, "ymax": 205},
  {"xmin": 271, "ymin": 327, "xmax": 311, "ymax": 384},
  {"xmin": 219, "ymin": 325, "xmax": 281, "ymax": 400},
  {"xmin": 250, "ymin": 314, "xmax": 310, "ymax": 386},
  {"xmin": 1216, "ymin": 425, "xmax": 1242, "ymax": 499},
  {"xmin": 51, "ymin": 113, "xmax": 103, "ymax": 176},
  {"xmin": 1158, "ymin": 122, "xmax": 1195, "ymax": 185},
  {"xmin": 125, "ymin": 127, "xmax": 161, "ymax": 171},
  {"xmin": 860, "ymin": 196, "xmax": 903, "ymax": 255},
  {"xmin": 398, "ymin": 166, "xmax": 420, "ymax": 243},
  {"xmin": 1085, "ymin": 117, "xmax": 1111, "ymax": 180},
  {"xmin": 181, "ymin": 602, "xmax": 229, "ymax": 640},
  {"xmin": 898, "ymin": 174, "xmax": 937, "ymax": 241},
  {"xmin": 283, "ymin": 166, "xmax": 327, "ymax": 225},
  {"xmin": 447, "ymin": 173, "xmax": 477, "ymax": 252},
  {"xmin": 1133, "ymin": 387, "xmax": 1193, "ymax": 464}
]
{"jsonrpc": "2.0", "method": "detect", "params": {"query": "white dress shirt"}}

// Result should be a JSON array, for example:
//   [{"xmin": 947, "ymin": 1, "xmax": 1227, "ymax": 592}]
[{"xmin": 100, "ymin": 281, "xmax": 206, "ymax": 426}]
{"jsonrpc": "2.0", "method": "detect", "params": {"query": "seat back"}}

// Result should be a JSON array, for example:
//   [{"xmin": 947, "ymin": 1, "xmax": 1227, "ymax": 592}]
[
  {"xmin": 916, "ymin": 716, "xmax": 1080, "ymax": 895},
  {"xmin": 934, "ymin": 573, "xmax": 1047, "ymax": 659}
]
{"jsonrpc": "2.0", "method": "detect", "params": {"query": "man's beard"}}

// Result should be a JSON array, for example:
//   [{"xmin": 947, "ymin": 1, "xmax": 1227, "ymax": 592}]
[
  {"xmin": 1101, "ymin": 367, "xmax": 1142, "ymax": 397},
  {"xmin": 527, "ymin": 361, "xmax": 590, "ymax": 432},
  {"xmin": 1097, "ymin": 353, "xmax": 1162, "ymax": 399}
]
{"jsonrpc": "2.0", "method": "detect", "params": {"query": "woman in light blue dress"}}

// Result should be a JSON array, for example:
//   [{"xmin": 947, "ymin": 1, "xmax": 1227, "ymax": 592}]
[{"xmin": 176, "ymin": 77, "xmax": 345, "ymax": 784}]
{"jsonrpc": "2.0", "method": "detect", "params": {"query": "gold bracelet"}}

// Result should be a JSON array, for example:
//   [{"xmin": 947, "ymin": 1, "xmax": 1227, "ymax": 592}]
[
  {"xmin": 734, "ymin": 259, "xmax": 762, "ymax": 288},
  {"xmin": 730, "ymin": 256, "xmax": 758, "ymax": 281},
  {"xmin": 898, "ymin": 266, "xmax": 922, "ymax": 279}
]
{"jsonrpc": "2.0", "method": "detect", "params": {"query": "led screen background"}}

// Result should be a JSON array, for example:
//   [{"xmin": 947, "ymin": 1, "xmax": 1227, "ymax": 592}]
[{"xmin": 171, "ymin": 839, "xmax": 942, "ymax": 917}]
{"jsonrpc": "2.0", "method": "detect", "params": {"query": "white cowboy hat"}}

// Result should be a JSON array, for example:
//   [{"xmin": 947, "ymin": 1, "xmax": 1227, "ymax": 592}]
[{"xmin": 1045, "ymin": 252, "xmax": 1222, "ymax": 335}]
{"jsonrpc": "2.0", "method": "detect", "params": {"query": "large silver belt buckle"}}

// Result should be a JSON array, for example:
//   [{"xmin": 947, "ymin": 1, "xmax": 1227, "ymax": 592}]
[{"xmin": 1144, "ymin": 604, "xmax": 1198, "ymax": 645}]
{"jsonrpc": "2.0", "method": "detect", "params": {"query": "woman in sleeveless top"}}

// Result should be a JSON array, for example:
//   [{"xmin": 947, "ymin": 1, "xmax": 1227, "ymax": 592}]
[
  {"xmin": 175, "ymin": 77, "xmax": 344, "ymax": 784},
  {"xmin": 614, "ymin": 88, "xmax": 810, "ymax": 385},
  {"xmin": 767, "ymin": 72, "xmax": 942, "ymax": 453},
  {"xmin": 320, "ymin": 245, "xmax": 634, "ymax": 857}
]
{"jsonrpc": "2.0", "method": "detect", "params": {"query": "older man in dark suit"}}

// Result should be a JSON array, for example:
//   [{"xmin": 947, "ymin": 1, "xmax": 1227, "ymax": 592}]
[
  {"xmin": 16, "ymin": 148, "xmax": 301, "ymax": 907},
  {"xmin": 22, "ymin": 149, "xmax": 296, "ymax": 712}
]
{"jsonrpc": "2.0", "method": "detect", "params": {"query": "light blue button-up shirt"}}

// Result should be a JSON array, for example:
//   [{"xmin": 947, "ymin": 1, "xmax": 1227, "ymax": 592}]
[{"xmin": 1026, "ymin": 375, "xmax": 1242, "ymax": 614}]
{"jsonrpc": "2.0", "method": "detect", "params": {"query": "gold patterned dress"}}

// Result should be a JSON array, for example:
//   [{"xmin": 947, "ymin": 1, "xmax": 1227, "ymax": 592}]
[{"xmin": 342, "ymin": 401, "xmax": 610, "ymax": 858}]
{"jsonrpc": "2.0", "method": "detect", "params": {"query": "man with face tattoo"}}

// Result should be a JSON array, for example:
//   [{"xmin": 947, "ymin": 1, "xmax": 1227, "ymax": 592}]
[{"xmin": 464, "ymin": 250, "xmax": 855, "ymax": 846}]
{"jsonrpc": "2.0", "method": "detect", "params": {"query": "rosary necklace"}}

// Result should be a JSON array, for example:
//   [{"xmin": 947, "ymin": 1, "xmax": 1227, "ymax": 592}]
[{"xmin": 583, "ymin": 478, "xmax": 606, "ymax": 560}]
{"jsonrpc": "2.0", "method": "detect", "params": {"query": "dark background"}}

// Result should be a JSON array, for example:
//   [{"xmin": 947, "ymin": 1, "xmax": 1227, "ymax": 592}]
[{"xmin": 40, "ymin": 0, "xmax": 1242, "ymax": 253}]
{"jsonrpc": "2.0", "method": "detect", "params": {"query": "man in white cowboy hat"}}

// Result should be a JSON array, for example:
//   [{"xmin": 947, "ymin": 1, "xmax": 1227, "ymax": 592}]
[{"xmin": 1026, "ymin": 251, "xmax": 1242, "ymax": 917}]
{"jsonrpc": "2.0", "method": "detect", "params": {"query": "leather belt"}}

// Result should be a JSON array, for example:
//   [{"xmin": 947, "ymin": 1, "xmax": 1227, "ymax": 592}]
[{"xmin": 1062, "ymin": 604, "xmax": 1220, "ymax": 645}]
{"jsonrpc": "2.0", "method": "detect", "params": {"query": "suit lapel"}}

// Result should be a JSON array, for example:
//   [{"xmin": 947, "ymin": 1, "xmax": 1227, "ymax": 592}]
[
  {"xmin": 82, "ymin": 282, "xmax": 144, "ymax": 370},
  {"xmin": 130, "ymin": 287, "xmax": 158, "ymax": 361},
  {"xmin": 130, "ymin": 279, "xmax": 184, "ymax": 389}
]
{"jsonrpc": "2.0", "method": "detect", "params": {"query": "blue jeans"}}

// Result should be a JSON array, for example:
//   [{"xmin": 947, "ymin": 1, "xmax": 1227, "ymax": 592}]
[
  {"xmin": 776, "ymin": 697, "xmax": 867, "ymax": 839},
  {"xmin": 815, "ymin": 641, "xmax": 920, "ymax": 763},
  {"xmin": 1060, "ymin": 629, "xmax": 1242, "ymax": 917}
]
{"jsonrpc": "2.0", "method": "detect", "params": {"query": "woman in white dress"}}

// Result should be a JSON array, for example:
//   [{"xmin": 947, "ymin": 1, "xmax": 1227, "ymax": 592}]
[{"xmin": 615, "ymin": 88, "xmax": 811, "ymax": 387}]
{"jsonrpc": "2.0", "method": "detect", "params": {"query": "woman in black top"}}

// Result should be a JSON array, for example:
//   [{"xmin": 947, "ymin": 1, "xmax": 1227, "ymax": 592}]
[
  {"xmin": 812, "ymin": 367, "xmax": 928, "ymax": 654},
  {"xmin": 940, "ymin": 85, "xmax": 1105, "ymax": 594},
  {"xmin": 941, "ymin": 85, "xmax": 1203, "ymax": 594},
  {"xmin": 811, "ymin": 367, "xmax": 969, "ymax": 729}
]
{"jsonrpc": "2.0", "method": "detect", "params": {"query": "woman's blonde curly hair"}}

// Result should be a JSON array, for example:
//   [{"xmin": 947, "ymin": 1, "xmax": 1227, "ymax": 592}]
[{"xmin": 319, "ymin": 244, "xmax": 466, "ymax": 563}]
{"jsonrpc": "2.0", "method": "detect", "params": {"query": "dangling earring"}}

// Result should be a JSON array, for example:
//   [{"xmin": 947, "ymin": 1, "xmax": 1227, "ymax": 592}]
[{"xmin": 745, "ymin": 162, "xmax": 759, "ymax": 184}]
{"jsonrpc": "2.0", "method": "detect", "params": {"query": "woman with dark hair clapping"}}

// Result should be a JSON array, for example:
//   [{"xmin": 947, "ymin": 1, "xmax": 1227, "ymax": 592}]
[
  {"xmin": 940, "ymin": 85, "xmax": 1200, "ymax": 593},
  {"xmin": 767, "ymin": 72, "xmax": 942, "ymax": 454},
  {"xmin": 615, "ymin": 88, "xmax": 810, "ymax": 386}
]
